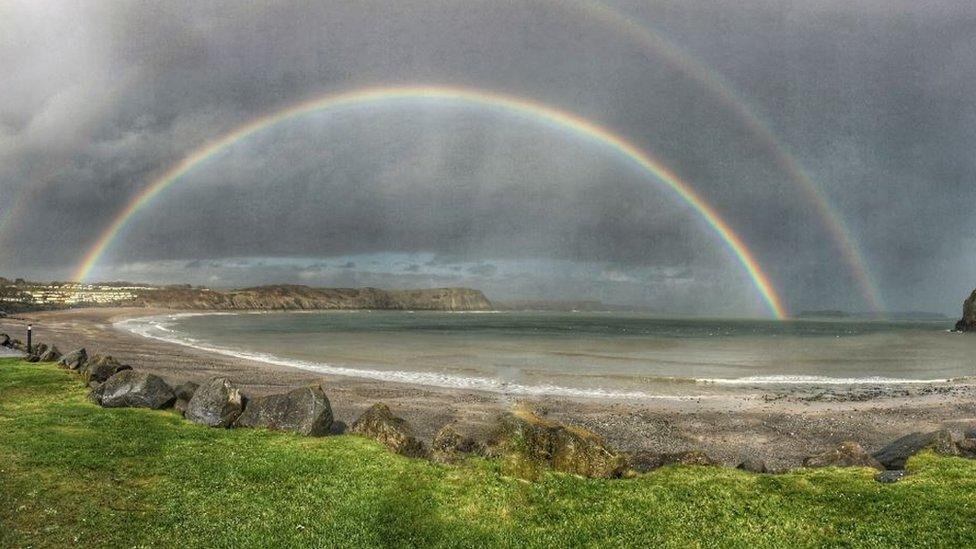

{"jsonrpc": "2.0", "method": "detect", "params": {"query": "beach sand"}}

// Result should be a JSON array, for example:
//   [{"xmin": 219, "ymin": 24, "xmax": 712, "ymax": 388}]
[{"xmin": 3, "ymin": 307, "xmax": 974, "ymax": 471}]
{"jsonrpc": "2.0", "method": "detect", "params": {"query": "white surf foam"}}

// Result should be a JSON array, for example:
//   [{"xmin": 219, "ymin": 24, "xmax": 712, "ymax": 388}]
[
  {"xmin": 115, "ymin": 313, "xmax": 712, "ymax": 401},
  {"xmin": 699, "ymin": 374, "xmax": 949, "ymax": 385}
]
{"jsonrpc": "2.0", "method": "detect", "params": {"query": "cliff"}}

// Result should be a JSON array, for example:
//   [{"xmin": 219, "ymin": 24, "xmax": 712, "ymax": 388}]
[
  {"xmin": 120, "ymin": 285, "xmax": 493, "ymax": 312},
  {"xmin": 955, "ymin": 288, "xmax": 976, "ymax": 332}
]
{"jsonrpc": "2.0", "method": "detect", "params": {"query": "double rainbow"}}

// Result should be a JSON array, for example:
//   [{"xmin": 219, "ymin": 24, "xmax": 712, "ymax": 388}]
[{"xmin": 70, "ymin": 85, "xmax": 786, "ymax": 318}]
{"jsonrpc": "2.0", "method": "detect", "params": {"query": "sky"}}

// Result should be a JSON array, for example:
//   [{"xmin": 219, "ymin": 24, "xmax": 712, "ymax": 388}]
[{"xmin": 0, "ymin": 0, "xmax": 974, "ymax": 316}]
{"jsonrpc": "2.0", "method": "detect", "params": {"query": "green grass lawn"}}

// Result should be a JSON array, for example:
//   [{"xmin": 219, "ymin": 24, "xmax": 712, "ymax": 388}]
[{"xmin": 2, "ymin": 358, "xmax": 975, "ymax": 548}]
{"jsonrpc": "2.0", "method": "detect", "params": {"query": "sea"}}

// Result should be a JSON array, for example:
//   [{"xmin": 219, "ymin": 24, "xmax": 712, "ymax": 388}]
[{"xmin": 116, "ymin": 311, "xmax": 975, "ymax": 400}]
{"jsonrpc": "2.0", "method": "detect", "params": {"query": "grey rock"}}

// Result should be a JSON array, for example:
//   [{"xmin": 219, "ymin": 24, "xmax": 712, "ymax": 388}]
[
  {"xmin": 955, "ymin": 288, "xmax": 976, "ymax": 331},
  {"xmin": 58, "ymin": 348, "xmax": 88, "ymax": 370},
  {"xmin": 184, "ymin": 378, "xmax": 245, "ymax": 428},
  {"xmin": 957, "ymin": 437, "xmax": 976, "ymax": 459},
  {"xmin": 173, "ymin": 381, "xmax": 199, "ymax": 415},
  {"xmin": 38, "ymin": 345, "xmax": 61, "ymax": 362},
  {"xmin": 234, "ymin": 385, "xmax": 333, "ymax": 436},
  {"xmin": 429, "ymin": 424, "xmax": 480, "ymax": 464},
  {"xmin": 872, "ymin": 430, "xmax": 959, "ymax": 470},
  {"xmin": 737, "ymin": 458, "xmax": 768, "ymax": 474},
  {"xmin": 350, "ymin": 403, "xmax": 425, "ymax": 457},
  {"xmin": 85, "ymin": 355, "xmax": 132, "ymax": 384},
  {"xmin": 88, "ymin": 383, "xmax": 106, "ymax": 405},
  {"xmin": 98, "ymin": 370, "xmax": 176, "ymax": 409},
  {"xmin": 875, "ymin": 470, "xmax": 908, "ymax": 484},
  {"xmin": 804, "ymin": 441, "xmax": 883, "ymax": 470},
  {"xmin": 0, "ymin": 333, "xmax": 9, "ymax": 347}
]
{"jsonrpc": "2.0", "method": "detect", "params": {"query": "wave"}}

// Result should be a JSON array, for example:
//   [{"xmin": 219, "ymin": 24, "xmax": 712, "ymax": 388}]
[
  {"xmin": 114, "ymin": 313, "xmax": 710, "ymax": 401},
  {"xmin": 698, "ymin": 374, "xmax": 949, "ymax": 385}
]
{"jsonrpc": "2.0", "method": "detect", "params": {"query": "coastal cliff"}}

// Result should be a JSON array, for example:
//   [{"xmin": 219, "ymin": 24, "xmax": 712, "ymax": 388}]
[
  {"xmin": 956, "ymin": 288, "xmax": 976, "ymax": 331},
  {"xmin": 119, "ymin": 285, "xmax": 493, "ymax": 311}
]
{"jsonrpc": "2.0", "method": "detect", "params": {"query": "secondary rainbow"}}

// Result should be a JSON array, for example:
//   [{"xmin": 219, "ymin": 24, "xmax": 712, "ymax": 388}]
[{"xmin": 71, "ymin": 85, "xmax": 787, "ymax": 318}]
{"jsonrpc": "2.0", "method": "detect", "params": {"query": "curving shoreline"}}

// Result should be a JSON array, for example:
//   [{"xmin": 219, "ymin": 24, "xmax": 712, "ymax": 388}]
[{"xmin": 2, "ymin": 307, "xmax": 975, "ymax": 471}]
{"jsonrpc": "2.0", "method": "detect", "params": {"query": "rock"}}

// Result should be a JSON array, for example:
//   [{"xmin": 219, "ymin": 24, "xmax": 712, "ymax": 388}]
[
  {"xmin": 85, "ymin": 355, "xmax": 132, "ymax": 384},
  {"xmin": 98, "ymin": 370, "xmax": 176, "ymax": 409},
  {"xmin": 737, "ymin": 458, "xmax": 768, "ymax": 474},
  {"xmin": 9, "ymin": 339, "xmax": 25, "ymax": 352},
  {"xmin": 234, "ymin": 385, "xmax": 333, "ymax": 436},
  {"xmin": 875, "ymin": 470, "xmax": 908, "ymax": 484},
  {"xmin": 350, "ymin": 403, "xmax": 425, "ymax": 457},
  {"xmin": 429, "ymin": 424, "xmax": 480, "ymax": 464},
  {"xmin": 58, "ymin": 348, "xmax": 88, "ymax": 370},
  {"xmin": 38, "ymin": 345, "xmax": 61, "ymax": 362},
  {"xmin": 184, "ymin": 377, "xmax": 245, "ymax": 428},
  {"xmin": 872, "ymin": 430, "xmax": 959, "ymax": 470},
  {"xmin": 803, "ymin": 441, "xmax": 883, "ymax": 470},
  {"xmin": 173, "ymin": 381, "xmax": 199, "ymax": 415},
  {"xmin": 88, "ymin": 383, "xmax": 106, "ymax": 405},
  {"xmin": 0, "ymin": 333, "xmax": 9, "ymax": 347},
  {"xmin": 26, "ymin": 343, "xmax": 47, "ymax": 362},
  {"xmin": 957, "ymin": 437, "xmax": 976, "ymax": 459},
  {"xmin": 955, "ymin": 288, "xmax": 976, "ymax": 331},
  {"xmin": 489, "ymin": 409, "xmax": 627, "ymax": 479}
]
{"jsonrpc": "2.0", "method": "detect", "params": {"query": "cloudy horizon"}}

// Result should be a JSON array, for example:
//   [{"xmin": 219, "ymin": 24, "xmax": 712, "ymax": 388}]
[{"xmin": 1, "ymin": 0, "xmax": 974, "ymax": 316}]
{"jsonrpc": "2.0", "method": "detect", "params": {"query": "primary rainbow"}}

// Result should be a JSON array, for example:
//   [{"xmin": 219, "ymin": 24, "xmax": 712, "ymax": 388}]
[{"xmin": 71, "ymin": 85, "xmax": 787, "ymax": 318}]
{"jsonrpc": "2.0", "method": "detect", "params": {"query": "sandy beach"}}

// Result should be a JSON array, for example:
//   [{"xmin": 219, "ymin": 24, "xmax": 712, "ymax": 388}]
[{"xmin": 3, "ymin": 307, "xmax": 975, "ymax": 471}]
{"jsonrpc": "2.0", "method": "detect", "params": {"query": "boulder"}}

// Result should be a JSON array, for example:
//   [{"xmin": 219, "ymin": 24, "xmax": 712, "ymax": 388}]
[
  {"xmin": 58, "ymin": 348, "xmax": 88, "ymax": 370},
  {"xmin": 872, "ymin": 430, "xmax": 959, "ymax": 470},
  {"xmin": 737, "ymin": 457, "xmax": 768, "ymax": 474},
  {"xmin": 489, "ymin": 409, "xmax": 627, "ymax": 479},
  {"xmin": 85, "ymin": 355, "xmax": 132, "ymax": 384},
  {"xmin": 173, "ymin": 381, "xmax": 199, "ymax": 415},
  {"xmin": 234, "ymin": 385, "xmax": 333, "ymax": 436},
  {"xmin": 88, "ymin": 383, "xmax": 106, "ymax": 405},
  {"xmin": 628, "ymin": 450, "xmax": 718, "ymax": 473},
  {"xmin": 38, "ymin": 345, "xmax": 61, "ymax": 362},
  {"xmin": 97, "ymin": 370, "xmax": 176, "ymax": 409},
  {"xmin": 26, "ymin": 343, "xmax": 47, "ymax": 362},
  {"xmin": 9, "ymin": 339, "xmax": 25, "ymax": 352},
  {"xmin": 429, "ymin": 424, "xmax": 481, "ymax": 464},
  {"xmin": 956, "ymin": 437, "xmax": 976, "ymax": 459},
  {"xmin": 955, "ymin": 288, "xmax": 976, "ymax": 331},
  {"xmin": 350, "ymin": 403, "xmax": 425, "ymax": 457},
  {"xmin": 184, "ymin": 378, "xmax": 245, "ymax": 428},
  {"xmin": 803, "ymin": 441, "xmax": 883, "ymax": 470},
  {"xmin": 0, "ymin": 333, "xmax": 9, "ymax": 347}
]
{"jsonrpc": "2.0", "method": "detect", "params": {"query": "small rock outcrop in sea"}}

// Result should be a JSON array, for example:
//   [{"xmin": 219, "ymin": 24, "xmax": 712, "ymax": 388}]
[
  {"xmin": 955, "ymin": 288, "xmax": 976, "ymax": 331},
  {"xmin": 802, "ymin": 441, "xmax": 883, "ymax": 470},
  {"xmin": 490, "ymin": 409, "xmax": 628, "ymax": 479},
  {"xmin": 350, "ymin": 403, "xmax": 425, "ymax": 457},
  {"xmin": 234, "ymin": 385, "xmax": 333, "ymax": 436},
  {"xmin": 58, "ymin": 348, "xmax": 88, "ymax": 370},
  {"xmin": 173, "ymin": 381, "xmax": 199, "ymax": 415},
  {"xmin": 185, "ymin": 377, "xmax": 245, "ymax": 428},
  {"xmin": 872, "ymin": 430, "xmax": 959, "ymax": 470},
  {"xmin": 429, "ymin": 424, "xmax": 481, "ymax": 464},
  {"xmin": 94, "ymin": 370, "xmax": 176, "ymax": 409},
  {"xmin": 37, "ymin": 345, "xmax": 61, "ymax": 362},
  {"xmin": 85, "ymin": 355, "xmax": 132, "ymax": 384}
]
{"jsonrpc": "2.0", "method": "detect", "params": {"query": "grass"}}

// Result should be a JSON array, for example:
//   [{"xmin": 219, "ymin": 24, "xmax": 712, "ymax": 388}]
[{"xmin": 1, "ymin": 358, "xmax": 975, "ymax": 547}]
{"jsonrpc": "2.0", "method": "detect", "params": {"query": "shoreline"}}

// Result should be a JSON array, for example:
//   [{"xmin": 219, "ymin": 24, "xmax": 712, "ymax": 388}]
[{"xmin": 3, "ymin": 307, "xmax": 975, "ymax": 471}]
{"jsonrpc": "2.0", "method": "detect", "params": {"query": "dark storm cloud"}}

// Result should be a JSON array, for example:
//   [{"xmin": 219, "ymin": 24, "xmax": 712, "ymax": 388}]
[{"xmin": 1, "ymin": 0, "xmax": 974, "ymax": 314}]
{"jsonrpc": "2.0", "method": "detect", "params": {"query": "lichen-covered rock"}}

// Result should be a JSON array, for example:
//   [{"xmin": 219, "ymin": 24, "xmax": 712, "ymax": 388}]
[
  {"xmin": 350, "ymin": 403, "xmax": 424, "ymax": 457},
  {"xmin": 429, "ymin": 424, "xmax": 480, "ymax": 464},
  {"xmin": 955, "ymin": 288, "xmax": 976, "ymax": 331},
  {"xmin": 184, "ymin": 378, "xmax": 245, "ymax": 428},
  {"xmin": 173, "ymin": 381, "xmax": 199, "ymax": 415},
  {"xmin": 58, "ymin": 348, "xmax": 88, "ymax": 370},
  {"xmin": 97, "ymin": 370, "xmax": 176, "ymax": 409},
  {"xmin": 631, "ymin": 450, "xmax": 719, "ymax": 472},
  {"xmin": 85, "ymin": 355, "xmax": 132, "ymax": 384},
  {"xmin": 38, "ymin": 345, "xmax": 61, "ymax": 362},
  {"xmin": 803, "ymin": 441, "xmax": 883, "ymax": 470},
  {"xmin": 490, "ymin": 409, "xmax": 627, "ymax": 479},
  {"xmin": 872, "ymin": 430, "xmax": 959, "ymax": 470},
  {"xmin": 234, "ymin": 385, "xmax": 333, "ymax": 436}
]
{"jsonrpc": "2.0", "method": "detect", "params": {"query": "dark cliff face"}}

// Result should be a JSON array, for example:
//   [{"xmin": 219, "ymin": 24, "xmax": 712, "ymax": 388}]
[
  {"xmin": 956, "ymin": 288, "xmax": 976, "ymax": 332},
  {"xmin": 122, "ymin": 285, "xmax": 493, "ymax": 311}
]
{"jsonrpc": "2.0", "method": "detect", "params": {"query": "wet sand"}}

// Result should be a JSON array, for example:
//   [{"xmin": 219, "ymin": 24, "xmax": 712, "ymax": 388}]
[{"xmin": 3, "ymin": 307, "xmax": 975, "ymax": 471}]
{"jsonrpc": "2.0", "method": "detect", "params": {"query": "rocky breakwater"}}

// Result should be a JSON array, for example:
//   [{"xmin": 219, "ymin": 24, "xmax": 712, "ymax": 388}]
[
  {"xmin": 119, "ymin": 284, "xmax": 493, "ymax": 311},
  {"xmin": 955, "ymin": 288, "xmax": 976, "ymax": 331}
]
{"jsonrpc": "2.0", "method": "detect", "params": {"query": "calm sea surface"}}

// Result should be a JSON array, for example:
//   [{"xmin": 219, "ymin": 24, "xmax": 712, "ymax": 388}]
[{"xmin": 118, "ymin": 311, "xmax": 974, "ymax": 399}]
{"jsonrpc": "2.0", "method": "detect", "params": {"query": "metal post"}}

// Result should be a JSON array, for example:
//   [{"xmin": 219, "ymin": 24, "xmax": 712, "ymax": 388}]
[{"xmin": 26, "ymin": 324, "xmax": 32, "ymax": 354}]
